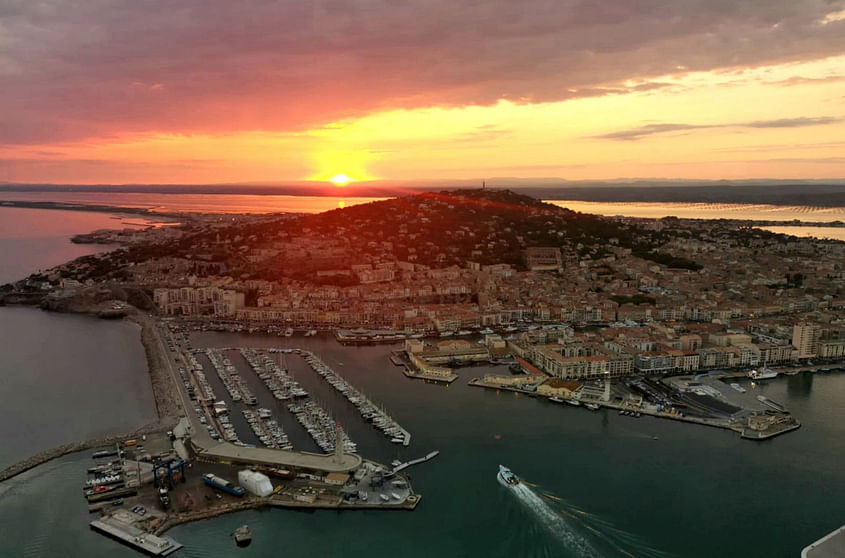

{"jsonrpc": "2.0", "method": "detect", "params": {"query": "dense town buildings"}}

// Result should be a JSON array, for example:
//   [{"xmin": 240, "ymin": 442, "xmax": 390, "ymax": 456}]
[{"xmin": 14, "ymin": 190, "xmax": 845, "ymax": 381}]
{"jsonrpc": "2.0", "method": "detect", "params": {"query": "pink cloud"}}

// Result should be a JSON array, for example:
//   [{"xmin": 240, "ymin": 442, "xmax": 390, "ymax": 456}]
[{"xmin": 1, "ymin": 0, "xmax": 844, "ymax": 145}]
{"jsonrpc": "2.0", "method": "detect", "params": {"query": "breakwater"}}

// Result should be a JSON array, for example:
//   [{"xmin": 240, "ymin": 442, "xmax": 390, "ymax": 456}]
[
  {"xmin": 0, "ymin": 422, "xmax": 167, "ymax": 483},
  {"xmin": 133, "ymin": 314, "xmax": 185, "ymax": 422}
]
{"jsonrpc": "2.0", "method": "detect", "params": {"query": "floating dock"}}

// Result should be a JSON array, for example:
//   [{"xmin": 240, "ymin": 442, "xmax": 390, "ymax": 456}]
[{"xmin": 91, "ymin": 516, "xmax": 182, "ymax": 556}]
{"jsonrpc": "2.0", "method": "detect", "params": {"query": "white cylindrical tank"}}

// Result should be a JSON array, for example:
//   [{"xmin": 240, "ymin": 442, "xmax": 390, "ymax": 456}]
[{"xmin": 238, "ymin": 470, "xmax": 273, "ymax": 497}]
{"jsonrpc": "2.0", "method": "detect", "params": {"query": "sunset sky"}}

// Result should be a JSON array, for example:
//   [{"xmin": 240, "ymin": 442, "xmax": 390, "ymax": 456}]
[{"xmin": 1, "ymin": 0, "xmax": 844, "ymax": 184}]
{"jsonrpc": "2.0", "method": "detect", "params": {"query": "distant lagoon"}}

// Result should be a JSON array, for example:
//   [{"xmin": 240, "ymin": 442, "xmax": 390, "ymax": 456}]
[
  {"xmin": 0, "ymin": 206, "xmax": 171, "ymax": 285},
  {"xmin": 2, "ymin": 190, "xmax": 845, "ymax": 221},
  {"xmin": 2, "ymin": 192, "xmax": 844, "ymax": 244}
]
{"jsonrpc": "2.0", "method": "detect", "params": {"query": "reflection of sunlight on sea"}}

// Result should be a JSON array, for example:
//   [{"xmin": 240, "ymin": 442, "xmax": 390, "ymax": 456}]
[
  {"xmin": 756, "ymin": 226, "xmax": 845, "ymax": 242},
  {"xmin": 544, "ymin": 201, "xmax": 845, "ymax": 222}
]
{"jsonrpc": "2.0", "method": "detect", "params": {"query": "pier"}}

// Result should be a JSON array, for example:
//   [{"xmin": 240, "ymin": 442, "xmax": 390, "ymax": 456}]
[
  {"xmin": 1, "ymin": 316, "xmax": 431, "ymax": 557},
  {"xmin": 389, "ymin": 450, "xmax": 440, "ymax": 475},
  {"xmin": 91, "ymin": 515, "xmax": 183, "ymax": 556}
]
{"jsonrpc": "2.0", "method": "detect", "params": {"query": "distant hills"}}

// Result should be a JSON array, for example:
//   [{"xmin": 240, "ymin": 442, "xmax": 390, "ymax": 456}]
[
  {"xmin": 208, "ymin": 188, "xmax": 704, "ymax": 282},
  {"xmin": 2, "ymin": 179, "xmax": 844, "ymax": 206},
  {"xmin": 47, "ymin": 188, "xmax": 796, "ymax": 286}
]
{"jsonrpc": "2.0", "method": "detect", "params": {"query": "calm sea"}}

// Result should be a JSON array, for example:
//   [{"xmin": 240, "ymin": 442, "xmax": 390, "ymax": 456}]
[
  {"xmin": 1, "ymin": 206, "xmax": 845, "ymax": 557},
  {"xmin": 0, "ymin": 207, "xmax": 170, "ymax": 285},
  {"xmin": 3, "ymin": 190, "xmax": 844, "ymax": 240}
]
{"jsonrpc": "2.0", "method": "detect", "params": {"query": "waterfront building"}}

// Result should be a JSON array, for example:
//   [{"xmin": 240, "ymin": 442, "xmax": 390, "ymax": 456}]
[
  {"xmin": 536, "ymin": 378, "xmax": 582, "ymax": 398},
  {"xmin": 154, "ymin": 287, "xmax": 244, "ymax": 316},
  {"xmin": 793, "ymin": 323, "xmax": 822, "ymax": 359},
  {"xmin": 758, "ymin": 343, "xmax": 794, "ymax": 365},
  {"xmin": 481, "ymin": 374, "xmax": 537, "ymax": 387},
  {"xmin": 697, "ymin": 346, "xmax": 736, "ymax": 369},
  {"xmin": 528, "ymin": 343, "xmax": 634, "ymax": 380},
  {"xmin": 408, "ymin": 353, "xmax": 454, "ymax": 378},
  {"xmin": 404, "ymin": 339, "xmax": 425, "ymax": 354},
  {"xmin": 632, "ymin": 351, "xmax": 676, "ymax": 375},
  {"xmin": 733, "ymin": 343, "xmax": 761, "ymax": 367},
  {"xmin": 483, "ymin": 334, "xmax": 506, "ymax": 351},
  {"xmin": 819, "ymin": 339, "xmax": 845, "ymax": 359}
]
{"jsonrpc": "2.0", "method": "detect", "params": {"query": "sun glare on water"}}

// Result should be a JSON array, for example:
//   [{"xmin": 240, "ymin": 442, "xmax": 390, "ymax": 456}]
[{"xmin": 329, "ymin": 173, "xmax": 352, "ymax": 186}]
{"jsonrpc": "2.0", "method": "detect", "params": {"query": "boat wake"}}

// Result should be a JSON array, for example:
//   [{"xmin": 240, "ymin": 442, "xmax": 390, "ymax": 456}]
[
  {"xmin": 507, "ymin": 482, "xmax": 601, "ymax": 557},
  {"xmin": 546, "ymin": 495, "xmax": 674, "ymax": 558},
  {"xmin": 502, "ymin": 476, "xmax": 673, "ymax": 558}
]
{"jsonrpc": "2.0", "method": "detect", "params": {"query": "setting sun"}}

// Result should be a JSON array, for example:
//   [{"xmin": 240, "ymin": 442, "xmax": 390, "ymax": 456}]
[{"xmin": 329, "ymin": 173, "xmax": 353, "ymax": 186}]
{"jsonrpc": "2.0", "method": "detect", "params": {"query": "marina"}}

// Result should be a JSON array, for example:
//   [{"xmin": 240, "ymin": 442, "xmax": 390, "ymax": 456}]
[
  {"xmin": 301, "ymin": 349, "xmax": 411, "ymax": 446},
  {"xmin": 2, "ymin": 313, "xmax": 845, "ymax": 557},
  {"xmin": 286, "ymin": 400, "xmax": 356, "ymax": 454},
  {"xmin": 13, "ymin": 321, "xmax": 432, "ymax": 556}
]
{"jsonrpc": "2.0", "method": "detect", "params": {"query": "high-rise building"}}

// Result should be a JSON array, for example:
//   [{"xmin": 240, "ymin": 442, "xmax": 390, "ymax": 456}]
[{"xmin": 792, "ymin": 323, "xmax": 821, "ymax": 359}]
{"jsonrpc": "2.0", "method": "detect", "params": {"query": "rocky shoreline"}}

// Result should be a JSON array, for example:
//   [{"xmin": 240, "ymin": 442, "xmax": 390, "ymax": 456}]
[{"xmin": 131, "ymin": 313, "xmax": 185, "ymax": 424}]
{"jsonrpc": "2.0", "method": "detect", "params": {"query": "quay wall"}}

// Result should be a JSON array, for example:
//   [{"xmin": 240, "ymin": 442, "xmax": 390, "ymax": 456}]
[
  {"xmin": 467, "ymin": 378, "xmax": 799, "ymax": 440},
  {"xmin": 153, "ymin": 493, "xmax": 420, "ymax": 536},
  {"xmin": 391, "ymin": 350, "xmax": 457, "ymax": 383},
  {"xmin": 409, "ymin": 352, "xmax": 453, "ymax": 378}
]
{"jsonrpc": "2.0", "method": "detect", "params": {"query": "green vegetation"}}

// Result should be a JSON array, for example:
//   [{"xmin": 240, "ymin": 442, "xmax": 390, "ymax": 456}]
[
  {"xmin": 631, "ymin": 247, "xmax": 703, "ymax": 270},
  {"xmin": 41, "ymin": 188, "xmax": 718, "ymax": 285},
  {"xmin": 785, "ymin": 272, "xmax": 804, "ymax": 288},
  {"xmin": 610, "ymin": 294, "xmax": 656, "ymax": 306}
]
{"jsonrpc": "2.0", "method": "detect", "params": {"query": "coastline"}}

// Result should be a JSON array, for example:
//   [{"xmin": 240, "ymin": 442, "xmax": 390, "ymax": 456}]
[
  {"xmin": 0, "ymin": 200, "xmax": 187, "ymax": 220},
  {"xmin": 131, "ymin": 313, "xmax": 185, "ymax": 424},
  {"xmin": 0, "ymin": 301, "xmax": 420, "ymax": 550},
  {"xmin": 3, "ymin": 198, "xmax": 845, "ymax": 228},
  {"xmin": 3, "ymin": 189, "xmax": 845, "ymax": 557},
  {"xmin": 0, "ymin": 301, "xmax": 839, "ymax": 557},
  {"xmin": 0, "ymin": 309, "xmax": 178, "ymax": 482}
]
